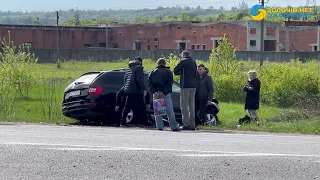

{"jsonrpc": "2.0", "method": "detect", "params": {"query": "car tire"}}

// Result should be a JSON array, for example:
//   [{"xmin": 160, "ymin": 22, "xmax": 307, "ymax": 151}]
[{"xmin": 203, "ymin": 109, "xmax": 220, "ymax": 126}]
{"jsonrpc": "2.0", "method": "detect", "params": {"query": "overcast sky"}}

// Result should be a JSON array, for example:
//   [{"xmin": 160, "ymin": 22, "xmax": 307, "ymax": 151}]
[{"xmin": 1, "ymin": 0, "xmax": 310, "ymax": 11}]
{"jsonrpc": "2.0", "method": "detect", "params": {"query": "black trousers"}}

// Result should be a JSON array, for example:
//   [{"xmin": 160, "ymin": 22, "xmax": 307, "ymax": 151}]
[
  {"xmin": 120, "ymin": 94, "xmax": 147, "ymax": 125},
  {"xmin": 195, "ymin": 99, "xmax": 207, "ymax": 125},
  {"xmin": 115, "ymin": 106, "xmax": 124, "ymax": 126}
]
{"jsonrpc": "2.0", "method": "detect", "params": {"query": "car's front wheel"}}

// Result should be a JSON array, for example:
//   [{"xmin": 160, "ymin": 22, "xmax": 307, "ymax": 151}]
[{"xmin": 203, "ymin": 109, "xmax": 220, "ymax": 126}]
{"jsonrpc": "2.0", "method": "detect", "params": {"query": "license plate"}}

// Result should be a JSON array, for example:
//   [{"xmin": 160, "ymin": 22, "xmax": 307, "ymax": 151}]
[{"xmin": 65, "ymin": 90, "xmax": 81, "ymax": 99}]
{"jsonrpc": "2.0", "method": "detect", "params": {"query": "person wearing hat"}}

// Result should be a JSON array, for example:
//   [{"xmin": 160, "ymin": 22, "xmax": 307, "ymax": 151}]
[
  {"xmin": 173, "ymin": 50, "xmax": 199, "ymax": 131},
  {"xmin": 148, "ymin": 58, "xmax": 180, "ymax": 131}
]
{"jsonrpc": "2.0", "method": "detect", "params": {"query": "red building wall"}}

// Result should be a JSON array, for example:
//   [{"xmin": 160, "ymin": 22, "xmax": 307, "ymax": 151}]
[
  {"xmin": 0, "ymin": 25, "xmax": 107, "ymax": 49},
  {"xmin": 0, "ymin": 23, "xmax": 317, "ymax": 52},
  {"xmin": 279, "ymin": 27, "xmax": 317, "ymax": 51},
  {"xmin": 108, "ymin": 22, "xmax": 247, "ymax": 50}
]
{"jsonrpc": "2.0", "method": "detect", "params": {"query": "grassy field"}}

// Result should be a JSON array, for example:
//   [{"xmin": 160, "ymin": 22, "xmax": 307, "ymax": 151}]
[{"xmin": 0, "ymin": 60, "xmax": 319, "ymax": 135}]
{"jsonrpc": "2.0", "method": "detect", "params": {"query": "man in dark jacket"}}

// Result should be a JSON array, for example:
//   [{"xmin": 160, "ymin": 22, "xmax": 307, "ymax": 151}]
[
  {"xmin": 244, "ymin": 70, "xmax": 261, "ymax": 125},
  {"xmin": 115, "ymin": 86, "xmax": 151, "ymax": 127},
  {"xmin": 120, "ymin": 60, "xmax": 149, "ymax": 126},
  {"xmin": 173, "ymin": 50, "xmax": 199, "ymax": 131},
  {"xmin": 195, "ymin": 64, "xmax": 214, "ymax": 125},
  {"xmin": 148, "ymin": 58, "xmax": 180, "ymax": 131}
]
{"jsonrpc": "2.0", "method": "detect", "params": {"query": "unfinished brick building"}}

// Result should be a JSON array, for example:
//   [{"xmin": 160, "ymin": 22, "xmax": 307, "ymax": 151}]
[{"xmin": 0, "ymin": 21, "xmax": 317, "ymax": 52}]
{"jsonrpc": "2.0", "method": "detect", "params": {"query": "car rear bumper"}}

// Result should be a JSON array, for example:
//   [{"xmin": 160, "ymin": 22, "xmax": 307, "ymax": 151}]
[{"xmin": 62, "ymin": 101, "xmax": 105, "ymax": 119}]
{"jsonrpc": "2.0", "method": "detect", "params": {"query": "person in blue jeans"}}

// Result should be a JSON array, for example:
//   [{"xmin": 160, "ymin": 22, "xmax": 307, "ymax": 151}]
[{"xmin": 148, "ymin": 58, "xmax": 180, "ymax": 131}]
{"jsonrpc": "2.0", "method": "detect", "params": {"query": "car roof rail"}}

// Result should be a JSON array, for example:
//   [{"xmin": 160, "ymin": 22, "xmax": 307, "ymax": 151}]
[
  {"xmin": 110, "ymin": 68, "xmax": 127, "ymax": 72},
  {"xmin": 81, "ymin": 71, "xmax": 101, "ymax": 76}
]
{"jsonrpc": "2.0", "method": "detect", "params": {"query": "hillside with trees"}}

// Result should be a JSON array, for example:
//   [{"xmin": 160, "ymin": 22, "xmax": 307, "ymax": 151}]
[{"xmin": 0, "ymin": 2, "xmax": 316, "ymax": 26}]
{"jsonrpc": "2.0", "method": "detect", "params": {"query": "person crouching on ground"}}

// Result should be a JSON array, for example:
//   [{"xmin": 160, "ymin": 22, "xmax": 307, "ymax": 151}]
[
  {"xmin": 148, "ymin": 58, "xmax": 180, "ymax": 131},
  {"xmin": 243, "ymin": 70, "xmax": 261, "ymax": 125},
  {"xmin": 195, "ymin": 64, "xmax": 214, "ymax": 126}
]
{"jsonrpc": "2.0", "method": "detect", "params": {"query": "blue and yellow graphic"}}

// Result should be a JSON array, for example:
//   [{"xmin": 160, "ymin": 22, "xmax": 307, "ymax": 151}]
[
  {"xmin": 250, "ymin": 4, "xmax": 314, "ymax": 20},
  {"xmin": 250, "ymin": 4, "xmax": 267, "ymax": 21}
]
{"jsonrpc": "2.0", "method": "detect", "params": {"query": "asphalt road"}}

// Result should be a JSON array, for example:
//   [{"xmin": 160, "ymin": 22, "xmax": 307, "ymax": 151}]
[{"xmin": 0, "ymin": 123, "xmax": 320, "ymax": 180}]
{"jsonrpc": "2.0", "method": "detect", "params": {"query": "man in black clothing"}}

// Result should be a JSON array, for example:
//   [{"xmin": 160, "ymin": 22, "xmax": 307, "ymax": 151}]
[
  {"xmin": 120, "ymin": 59, "xmax": 149, "ymax": 127},
  {"xmin": 115, "ymin": 86, "xmax": 151, "ymax": 126},
  {"xmin": 174, "ymin": 50, "xmax": 199, "ymax": 131}
]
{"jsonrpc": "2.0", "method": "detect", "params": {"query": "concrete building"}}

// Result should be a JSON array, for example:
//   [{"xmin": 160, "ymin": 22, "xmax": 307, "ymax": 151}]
[
  {"xmin": 0, "ymin": 21, "xmax": 317, "ymax": 52},
  {"xmin": 247, "ymin": 21, "xmax": 280, "ymax": 51}
]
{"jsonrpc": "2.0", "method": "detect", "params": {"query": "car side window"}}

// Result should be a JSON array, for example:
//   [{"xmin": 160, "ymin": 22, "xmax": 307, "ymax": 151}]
[
  {"xmin": 95, "ymin": 72, "xmax": 124, "ymax": 87},
  {"xmin": 172, "ymin": 83, "xmax": 181, "ymax": 93}
]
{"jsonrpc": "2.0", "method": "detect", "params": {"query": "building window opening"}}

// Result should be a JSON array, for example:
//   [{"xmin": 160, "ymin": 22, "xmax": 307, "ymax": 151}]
[
  {"xmin": 135, "ymin": 41, "xmax": 142, "ymax": 50},
  {"xmin": 250, "ymin": 40, "xmax": 256, "ymax": 46},
  {"xmin": 179, "ymin": 42, "xmax": 186, "ymax": 50}
]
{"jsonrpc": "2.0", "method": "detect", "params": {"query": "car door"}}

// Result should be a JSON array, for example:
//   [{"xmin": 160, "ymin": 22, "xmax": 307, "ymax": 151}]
[{"xmin": 171, "ymin": 82, "xmax": 181, "ymax": 115}]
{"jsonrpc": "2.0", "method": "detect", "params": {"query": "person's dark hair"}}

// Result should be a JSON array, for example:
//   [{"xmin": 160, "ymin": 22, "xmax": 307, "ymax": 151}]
[
  {"xmin": 181, "ymin": 50, "xmax": 190, "ymax": 58},
  {"xmin": 198, "ymin": 64, "xmax": 209, "ymax": 73},
  {"xmin": 157, "ymin": 58, "xmax": 166, "ymax": 65},
  {"xmin": 134, "ymin": 56, "xmax": 142, "ymax": 62}
]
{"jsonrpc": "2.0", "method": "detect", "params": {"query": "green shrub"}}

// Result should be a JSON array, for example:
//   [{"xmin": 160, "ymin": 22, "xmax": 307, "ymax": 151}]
[
  {"xmin": 208, "ymin": 34, "xmax": 240, "ymax": 76},
  {"xmin": 0, "ymin": 31, "xmax": 38, "ymax": 98},
  {"xmin": 259, "ymin": 60, "xmax": 319, "ymax": 107},
  {"xmin": 214, "ymin": 73, "xmax": 246, "ymax": 102},
  {"xmin": 165, "ymin": 53, "xmax": 180, "ymax": 82}
]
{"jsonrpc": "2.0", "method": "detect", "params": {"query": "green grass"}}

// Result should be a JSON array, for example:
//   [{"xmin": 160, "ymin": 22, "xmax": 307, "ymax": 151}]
[
  {"xmin": 201, "ymin": 103, "xmax": 320, "ymax": 135},
  {"xmin": 0, "ymin": 61, "xmax": 319, "ymax": 135}
]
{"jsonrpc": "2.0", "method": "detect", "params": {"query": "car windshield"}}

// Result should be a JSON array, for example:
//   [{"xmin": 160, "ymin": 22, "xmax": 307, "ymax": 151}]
[{"xmin": 74, "ymin": 73, "xmax": 100, "ymax": 84}]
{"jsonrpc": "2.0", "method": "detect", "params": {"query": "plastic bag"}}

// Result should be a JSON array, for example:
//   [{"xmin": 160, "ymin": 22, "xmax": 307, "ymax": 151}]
[{"xmin": 153, "ymin": 98, "xmax": 167, "ymax": 116}]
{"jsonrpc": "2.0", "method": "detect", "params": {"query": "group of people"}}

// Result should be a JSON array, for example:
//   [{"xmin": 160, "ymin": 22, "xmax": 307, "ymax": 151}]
[{"xmin": 113, "ymin": 50, "xmax": 261, "ymax": 131}]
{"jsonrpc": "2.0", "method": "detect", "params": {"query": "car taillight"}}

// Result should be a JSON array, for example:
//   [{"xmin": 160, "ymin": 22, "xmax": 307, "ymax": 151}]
[{"xmin": 88, "ymin": 86, "xmax": 103, "ymax": 96}]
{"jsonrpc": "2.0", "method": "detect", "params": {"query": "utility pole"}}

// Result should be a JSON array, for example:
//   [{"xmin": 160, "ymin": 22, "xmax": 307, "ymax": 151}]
[
  {"xmin": 259, "ymin": 0, "xmax": 268, "ymax": 67},
  {"xmin": 56, "ymin": 11, "xmax": 59, "ymax": 61}
]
